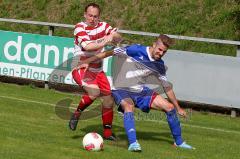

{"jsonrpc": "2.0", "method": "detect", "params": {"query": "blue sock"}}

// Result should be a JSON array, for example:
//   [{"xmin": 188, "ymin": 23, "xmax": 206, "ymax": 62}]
[
  {"xmin": 123, "ymin": 112, "xmax": 137, "ymax": 145},
  {"xmin": 165, "ymin": 109, "xmax": 183, "ymax": 145}
]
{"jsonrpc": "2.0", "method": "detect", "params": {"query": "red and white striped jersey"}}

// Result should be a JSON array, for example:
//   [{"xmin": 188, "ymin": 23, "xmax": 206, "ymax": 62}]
[{"xmin": 74, "ymin": 21, "xmax": 115, "ymax": 72}]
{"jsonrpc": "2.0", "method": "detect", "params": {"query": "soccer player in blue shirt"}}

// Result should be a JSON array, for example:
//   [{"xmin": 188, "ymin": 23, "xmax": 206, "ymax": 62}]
[{"xmin": 76, "ymin": 34, "xmax": 194, "ymax": 152}]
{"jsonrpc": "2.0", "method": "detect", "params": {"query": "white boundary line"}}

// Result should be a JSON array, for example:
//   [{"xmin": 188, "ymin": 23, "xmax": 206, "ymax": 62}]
[
  {"xmin": 0, "ymin": 95, "xmax": 240, "ymax": 135},
  {"xmin": 0, "ymin": 95, "xmax": 98, "ymax": 111},
  {"xmin": 146, "ymin": 119, "xmax": 240, "ymax": 135}
]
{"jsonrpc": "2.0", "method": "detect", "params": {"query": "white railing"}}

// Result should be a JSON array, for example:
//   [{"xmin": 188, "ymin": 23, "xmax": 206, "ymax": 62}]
[{"xmin": 0, "ymin": 18, "xmax": 239, "ymax": 56}]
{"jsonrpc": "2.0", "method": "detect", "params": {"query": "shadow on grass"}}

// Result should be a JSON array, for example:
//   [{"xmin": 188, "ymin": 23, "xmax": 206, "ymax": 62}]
[{"xmin": 70, "ymin": 124, "xmax": 173, "ymax": 149}]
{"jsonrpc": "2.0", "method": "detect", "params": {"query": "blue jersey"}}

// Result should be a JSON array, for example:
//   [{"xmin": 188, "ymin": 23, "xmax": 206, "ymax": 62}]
[
  {"xmin": 112, "ymin": 44, "xmax": 169, "ymax": 92},
  {"xmin": 124, "ymin": 44, "xmax": 166, "ymax": 76}
]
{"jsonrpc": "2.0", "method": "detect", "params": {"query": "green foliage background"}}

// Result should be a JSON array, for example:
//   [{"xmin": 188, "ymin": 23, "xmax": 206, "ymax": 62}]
[{"xmin": 0, "ymin": 0, "xmax": 239, "ymax": 56}]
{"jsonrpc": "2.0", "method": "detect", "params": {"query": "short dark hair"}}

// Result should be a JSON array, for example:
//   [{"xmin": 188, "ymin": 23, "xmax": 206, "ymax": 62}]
[
  {"xmin": 157, "ymin": 34, "xmax": 174, "ymax": 47},
  {"xmin": 85, "ymin": 3, "xmax": 101, "ymax": 14}
]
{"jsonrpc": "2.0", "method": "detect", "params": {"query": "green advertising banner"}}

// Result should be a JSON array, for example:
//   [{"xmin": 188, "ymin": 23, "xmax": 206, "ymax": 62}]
[{"xmin": 0, "ymin": 30, "xmax": 112, "ymax": 84}]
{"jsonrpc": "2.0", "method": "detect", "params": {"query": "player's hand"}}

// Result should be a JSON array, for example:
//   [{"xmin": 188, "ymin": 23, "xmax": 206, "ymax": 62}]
[
  {"xmin": 104, "ymin": 31, "xmax": 122, "ymax": 45},
  {"xmin": 111, "ymin": 32, "xmax": 122, "ymax": 44},
  {"xmin": 177, "ymin": 108, "xmax": 187, "ymax": 117}
]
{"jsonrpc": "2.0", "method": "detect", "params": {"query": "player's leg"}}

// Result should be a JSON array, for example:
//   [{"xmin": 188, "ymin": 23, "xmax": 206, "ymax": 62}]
[
  {"xmin": 121, "ymin": 98, "xmax": 141, "ymax": 152},
  {"xmin": 69, "ymin": 69, "xmax": 100, "ymax": 131},
  {"xmin": 79, "ymin": 84, "xmax": 100, "ymax": 110},
  {"xmin": 73, "ymin": 69, "xmax": 100, "ymax": 111},
  {"xmin": 151, "ymin": 95, "xmax": 183, "ymax": 145},
  {"xmin": 97, "ymin": 71, "xmax": 115, "ymax": 140},
  {"xmin": 69, "ymin": 84, "xmax": 100, "ymax": 131},
  {"xmin": 150, "ymin": 95, "xmax": 193, "ymax": 149},
  {"xmin": 112, "ymin": 90, "xmax": 141, "ymax": 152},
  {"xmin": 101, "ymin": 95, "xmax": 115, "ymax": 140},
  {"xmin": 121, "ymin": 98, "xmax": 136, "ymax": 144},
  {"xmin": 113, "ymin": 86, "xmax": 190, "ymax": 151}
]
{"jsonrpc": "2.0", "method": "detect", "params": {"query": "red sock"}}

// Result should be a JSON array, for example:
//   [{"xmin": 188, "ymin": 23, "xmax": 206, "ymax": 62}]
[
  {"xmin": 77, "ymin": 95, "xmax": 93, "ymax": 111},
  {"xmin": 102, "ymin": 107, "xmax": 113, "ymax": 137}
]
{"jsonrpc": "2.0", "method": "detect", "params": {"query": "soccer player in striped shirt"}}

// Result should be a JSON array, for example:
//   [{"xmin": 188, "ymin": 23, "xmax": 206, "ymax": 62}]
[
  {"xmin": 76, "ymin": 35, "xmax": 194, "ymax": 151},
  {"xmin": 69, "ymin": 3, "xmax": 121, "ymax": 141}
]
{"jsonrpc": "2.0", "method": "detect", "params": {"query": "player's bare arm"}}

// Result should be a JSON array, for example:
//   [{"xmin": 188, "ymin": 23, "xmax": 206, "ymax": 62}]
[
  {"xmin": 164, "ymin": 86, "xmax": 187, "ymax": 117},
  {"xmin": 83, "ymin": 31, "xmax": 122, "ymax": 51},
  {"xmin": 75, "ymin": 49, "xmax": 114, "ymax": 70}
]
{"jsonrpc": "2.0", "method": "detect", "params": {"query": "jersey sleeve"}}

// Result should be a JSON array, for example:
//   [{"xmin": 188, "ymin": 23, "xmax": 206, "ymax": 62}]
[
  {"xmin": 112, "ymin": 44, "xmax": 141, "ymax": 56},
  {"xmin": 104, "ymin": 22, "xmax": 117, "ymax": 35},
  {"xmin": 125, "ymin": 44, "xmax": 141, "ymax": 57},
  {"xmin": 74, "ymin": 24, "xmax": 92, "ymax": 48},
  {"xmin": 113, "ymin": 47, "xmax": 127, "ymax": 55}
]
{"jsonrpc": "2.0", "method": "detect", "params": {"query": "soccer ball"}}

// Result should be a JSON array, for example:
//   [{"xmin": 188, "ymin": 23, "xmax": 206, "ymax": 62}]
[{"xmin": 82, "ymin": 132, "xmax": 103, "ymax": 151}]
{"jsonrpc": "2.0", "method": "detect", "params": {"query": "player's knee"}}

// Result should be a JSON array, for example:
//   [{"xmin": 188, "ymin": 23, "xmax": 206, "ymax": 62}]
[
  {"xmin": 122, "ymin": 103, "xmax": 134, "ymax": 112},
  {"xmin": 89, "ymin": 91, "xmax": 101, "ymax": 99},
  {"xmin": 102, "ymin": 96, "xmax": 114, "ymax": 108},
  {"xmin": 165, "ymin": 103, "xmax": 175, "ymax": 112},
  {"xmin": 108, "ymin": 96, "xmax": 115, "ymax": 107},
  {"xmin": 88, "ymin": 95, "xmax": 98, "ymax": 100},
  {"xmin": 84, "ymin": 85, "xmax": 101, "ymax": 97}
]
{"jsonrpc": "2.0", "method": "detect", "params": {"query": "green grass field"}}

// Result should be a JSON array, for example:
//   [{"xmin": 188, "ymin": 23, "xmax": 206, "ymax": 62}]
[{"xmin": 0, "ymin": 82, "xmax": 240, "ymax": 159}]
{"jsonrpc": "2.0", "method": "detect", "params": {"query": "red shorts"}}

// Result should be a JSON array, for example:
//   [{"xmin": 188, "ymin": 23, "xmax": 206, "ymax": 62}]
[{"xmin": 72, "ymin": 68, "xmax": 111, "ymax": 96}]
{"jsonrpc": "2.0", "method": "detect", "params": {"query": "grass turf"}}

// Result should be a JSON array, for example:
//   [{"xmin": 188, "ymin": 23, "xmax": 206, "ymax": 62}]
[{"xmin": 0, "ymin": 82, "xmax": 239, "ymax": 159}]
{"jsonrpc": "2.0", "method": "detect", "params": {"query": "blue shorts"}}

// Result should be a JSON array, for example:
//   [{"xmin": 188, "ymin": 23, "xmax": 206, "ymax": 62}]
[{"xmin": 112, "ymin": 87, "xmax": 156, "ymax": 113}]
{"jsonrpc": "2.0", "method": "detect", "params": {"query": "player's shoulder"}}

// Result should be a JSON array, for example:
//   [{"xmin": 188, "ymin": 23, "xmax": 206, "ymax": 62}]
[
  {"xmin": 99, "ymin": 21, "xmax": 111, "ymax": 26},
  {"xmin": 126, "ymin": 44, "xmax": 147, "ymax": 52},
  {"xmin": 100, "ymin": 21, "xmax": 107, "ymax": 25},
  {"xmin": 74, "ymin": 22, "xmax": 87, "ymax": 29},
  {"xmin": 98, "ymin": 21, "xmax": 112, "ymax": 29}
]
